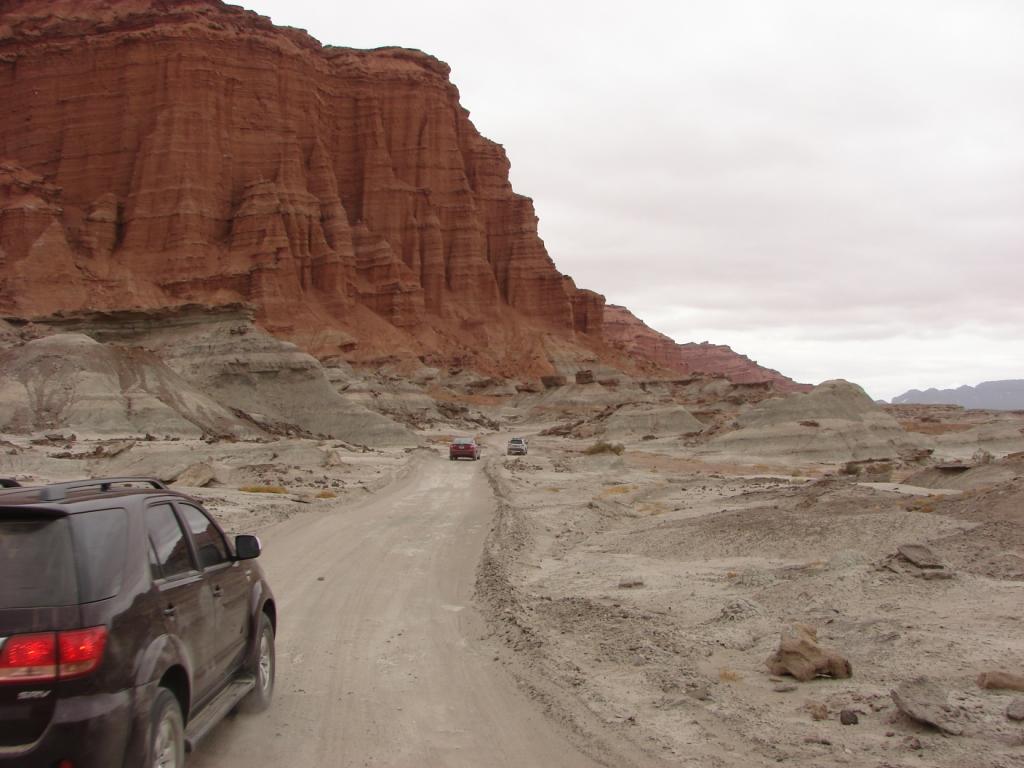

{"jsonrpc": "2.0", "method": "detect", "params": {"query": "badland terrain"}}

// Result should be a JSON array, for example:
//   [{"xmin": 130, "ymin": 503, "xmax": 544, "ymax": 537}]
[{"xmin": 1, "ymin": 2, "xmax": 1022, "ymax": 766}]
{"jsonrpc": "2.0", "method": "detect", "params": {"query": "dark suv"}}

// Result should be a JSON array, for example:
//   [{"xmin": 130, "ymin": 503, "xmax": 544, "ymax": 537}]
[{"xmin": 0, "ymin": 477, "xmax": 277, "ymax": 767}]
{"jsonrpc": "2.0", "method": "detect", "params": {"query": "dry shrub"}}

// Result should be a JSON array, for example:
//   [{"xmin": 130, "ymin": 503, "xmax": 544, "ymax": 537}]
[
  {"xmin": 316, "ymin": 490, "xmax": 337, "ymax": 499},
  {"xmin": 637, "ymin": 501, "xmax": 669, "ymax": 516},
  {"xmin": 601, "ymin": 485, "xmax": 633, "ymax": 496},
  {"xmin": 583, "ymin": 441, "xmax": 625, "ymax": 456},
  {"xmin": 239, "ymin": 485, "xmax": 288, "ymax": 494},
  {"xmin": 973, "ymin": 448, "xmax": 994, "ymax": 465},
  {"xmin": 906, "ymin": 495, "xmax": 940, "ymax": 514},
  {"xmin": 718, "ymin": 667, "xmax": 742, "ymax": 682}
]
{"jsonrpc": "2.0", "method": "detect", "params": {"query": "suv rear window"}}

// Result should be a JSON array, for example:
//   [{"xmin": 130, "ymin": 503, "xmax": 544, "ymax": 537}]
[
  {"xmin": 0, "ymin": 517, "xmax": 77, "ymax": 608},
  {"xmin": 70, "ymin": 507, "xmax": 128, "ymax": 603}
]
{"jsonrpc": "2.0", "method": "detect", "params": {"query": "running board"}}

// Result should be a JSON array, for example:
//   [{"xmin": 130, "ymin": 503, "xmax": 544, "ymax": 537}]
[{"xmin": 184, "ymin": 674, "xmax": 256, "ymax": 752}]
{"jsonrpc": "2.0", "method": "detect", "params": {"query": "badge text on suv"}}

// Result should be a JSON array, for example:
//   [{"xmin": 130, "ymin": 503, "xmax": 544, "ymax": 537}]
[{"xmin": 0, "ymin": 477, "xmax": 277, "ymax": 768}]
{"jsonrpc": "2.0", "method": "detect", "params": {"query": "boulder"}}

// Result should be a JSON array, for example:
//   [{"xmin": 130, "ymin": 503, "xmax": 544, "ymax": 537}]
[
  {"xmin": 977, "ymin": 671, "xmax": 1024, "ymax": 692},
  {"xmin": 173, "ymin": 462, "xmax": 216, "ymax": 488},
  {"xmin": 890, "ymin": 677, "xmax": 963, "ymax": 735},
  {"xmin": 765, "ymin": 624, "xmax": 851, "ymax": 682}
]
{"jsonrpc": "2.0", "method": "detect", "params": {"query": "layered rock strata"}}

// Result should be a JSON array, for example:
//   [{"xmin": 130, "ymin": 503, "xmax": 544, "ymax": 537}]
[
  {"xmin": 0, "ymin": 0, "xmax": 606, "ymax": 375},
  {"xmin": 0, "ymin": 0, "xmax": 804, "ymax": 389},
  {"xmin": 603, "ymin": 305, "xmax": 810, "ymax": 392},
  {"xmin": 0, "ymin": 333, "xmax": 261, "ymax": 437}
]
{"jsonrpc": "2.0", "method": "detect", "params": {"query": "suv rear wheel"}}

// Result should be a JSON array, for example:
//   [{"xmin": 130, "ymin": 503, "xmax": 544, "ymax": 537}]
[
  {"xmin": 240, "ymin": 613, "xmax": 275, "ymax": 713},
  {"xmin": 149, "ymin": 688, "xmax": 184, "ymax": 768}
]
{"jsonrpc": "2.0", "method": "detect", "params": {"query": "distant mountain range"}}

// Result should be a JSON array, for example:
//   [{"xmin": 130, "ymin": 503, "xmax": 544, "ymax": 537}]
[{"xmin": 891, "ymin": 380, "xmax": 1024, "ymax": 410}]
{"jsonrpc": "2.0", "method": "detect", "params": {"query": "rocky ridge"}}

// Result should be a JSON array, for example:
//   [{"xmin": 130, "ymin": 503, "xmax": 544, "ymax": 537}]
[
  {"xmin": 0, "ymin": 0, "xmax": 802, "ymax": 389},
  {"xmin": 603, "ymin": 305, "xmax": 809, "ymax": 392},
  {"xmin": 893, "ymin": 380, "xmax": 1024, "ymax": 411}
]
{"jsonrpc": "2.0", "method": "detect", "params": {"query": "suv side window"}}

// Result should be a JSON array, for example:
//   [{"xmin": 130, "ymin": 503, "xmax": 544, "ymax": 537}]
[
  {"xmin": 146, "ymin": 503, "xmax": 196, "ymax": 580},
  {"xmin": 178, "ymin": 503, "xmax": 229, "ymax": 569}
]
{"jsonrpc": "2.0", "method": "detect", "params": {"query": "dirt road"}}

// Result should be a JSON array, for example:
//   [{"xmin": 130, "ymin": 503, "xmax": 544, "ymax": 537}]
[{"xmin": 189, "ymin": 452, "xmax": 599, "ymax": 768}]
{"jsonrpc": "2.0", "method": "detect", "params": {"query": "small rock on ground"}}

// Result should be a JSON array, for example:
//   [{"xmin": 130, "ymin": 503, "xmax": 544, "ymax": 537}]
[{"xmin": 1008, "ymin": 698, "xmax": 1024, "ymax": 721}]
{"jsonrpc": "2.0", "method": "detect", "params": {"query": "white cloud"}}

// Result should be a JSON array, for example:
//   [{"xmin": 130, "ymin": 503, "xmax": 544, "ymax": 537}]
[{"xmin": 244, "ymin": 0, "xmax": 1024, "ymax": 398}]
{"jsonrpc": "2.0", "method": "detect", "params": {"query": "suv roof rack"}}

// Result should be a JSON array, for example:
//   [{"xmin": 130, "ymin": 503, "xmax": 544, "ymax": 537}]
[{"xmin": 0, "ymin": 477, "xmax": 168, "ymax": 502}]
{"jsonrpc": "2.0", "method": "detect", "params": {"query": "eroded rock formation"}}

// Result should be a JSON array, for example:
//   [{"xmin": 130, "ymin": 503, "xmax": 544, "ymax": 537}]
[
  {"xmin": 603, "ymin": 305, "xmax": 809, "ymax": 391},
  {"xmin": 0, "ymin": 0, "xmax": 803, "ymax": 388},
  {"xmin": 0, "ymin": 1, "xmax": 600, "ymax": 372}
]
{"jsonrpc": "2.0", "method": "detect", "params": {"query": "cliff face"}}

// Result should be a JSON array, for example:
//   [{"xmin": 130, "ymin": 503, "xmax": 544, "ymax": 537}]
[
  {"xmin": 0, "ymin": 0, "xmax": 595, "ymax": 372},
  {"xmin": 602, "ymin": 305, "xmax": 811, "ymax": 392},
  {"xmin": 0, "ymin": 0, "xmax": 803, "ymax": 388}
]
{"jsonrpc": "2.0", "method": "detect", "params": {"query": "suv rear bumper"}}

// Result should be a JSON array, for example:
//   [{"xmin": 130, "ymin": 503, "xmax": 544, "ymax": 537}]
[{"xmin": 0, "ymin": 689, "xmax": 138, "ymax": 768}]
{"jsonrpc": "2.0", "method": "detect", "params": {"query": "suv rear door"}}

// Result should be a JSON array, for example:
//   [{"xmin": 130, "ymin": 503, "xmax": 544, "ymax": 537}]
[
  {"xmin": 144, "ymin": 501, "xmax": 219, "ymax": 704},
  {"xmin": 0, "ymin": 513, "xmax": 79, "ymax": 749},
  {"xmin": 175, "ymin": 501, "xmax": 251, "ymax": 680}
]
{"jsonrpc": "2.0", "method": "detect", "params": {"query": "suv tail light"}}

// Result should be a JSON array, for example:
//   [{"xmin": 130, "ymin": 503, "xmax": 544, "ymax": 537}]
[
  {"xmin": 58, "ymin": 627, "xmax": 108, "ymax": 678},
  {"xmin": 0, "ymin": 627, "xmax": 107, "ymax": 684},
  {"xmin": 0, "ymin": 633, "xmax": 56, "ymax": 683}
]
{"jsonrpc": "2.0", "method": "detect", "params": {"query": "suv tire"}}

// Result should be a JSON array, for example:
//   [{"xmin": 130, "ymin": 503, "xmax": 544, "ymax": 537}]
[
  {"xmin": 240, "ymin": 613, "xmax": 275, "ymax": 713},
  {"xmin": 149, "ymin": 687, "xmax": 185, "ymax": 768}
]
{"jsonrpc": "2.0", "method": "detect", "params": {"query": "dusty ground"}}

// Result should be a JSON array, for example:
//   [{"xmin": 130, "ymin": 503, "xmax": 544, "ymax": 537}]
[
  {"xmin": 0, "ymin": 433, "xmax": 413, "ymax": 535},
  {"xmin": 186, "ymin": 450, "xmax": 623, "ymax": 768},
  {"xmin": 2, "ymin": 396, "xmax": 1023, "ymax": 767},
  {"xmin": 476, "ymin": 432, "xmax": 1024, "ymax": 768}
]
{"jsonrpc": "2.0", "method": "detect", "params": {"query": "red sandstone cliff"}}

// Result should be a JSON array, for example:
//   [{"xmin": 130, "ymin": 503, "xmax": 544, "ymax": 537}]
[
  {"xmin": 0, "ymin": 0, "xmax": 603, "ymax": 372},
  {"xmin": 603, "ymin": 305, "xmax": 811, "ymax": 392},
  {"xmin": 0, "ymin": 0, "xmax": 804, "ymax": 388}
]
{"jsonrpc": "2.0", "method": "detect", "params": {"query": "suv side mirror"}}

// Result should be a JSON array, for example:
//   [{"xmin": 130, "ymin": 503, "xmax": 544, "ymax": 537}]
[{"xmin": 235, "ymin": 534, "xmax": 262, "ymax": 560}]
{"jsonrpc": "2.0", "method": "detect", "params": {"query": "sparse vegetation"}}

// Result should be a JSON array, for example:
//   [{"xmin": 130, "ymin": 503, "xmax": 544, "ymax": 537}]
[
  {"xmin": 718, "ymin": 667, "xmax": 742, "ymax": 682},
  {"xmin": 583, "ymin": 441, "xmax": 624, "ymax": 456},
  {"xmin": 239, "ymin": 485, "xmax": 288, "ymax": 494},
  {"xmin": 316, "ymin": 490, "xmax": 337, "ymax": 499},
  {"xmin": 905, "ymin": 494, "xmax": 941, "ymax": 514},
  {"xmin": 973, "ymin": 448, "xmax": 994, "ymax": 465},
  {"xmin": 601, "ymin": 484, "xmax": 633, "ymax": 496}
]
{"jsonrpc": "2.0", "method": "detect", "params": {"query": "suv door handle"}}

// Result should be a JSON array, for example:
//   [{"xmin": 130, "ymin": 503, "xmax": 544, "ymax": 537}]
[
  {"xmin": 212, "ymin": 585, "xmax": 223, "ymax": 598},
  {"xmin": 163, "ymin": 605, "xmax": 177, "ymax": 618}
]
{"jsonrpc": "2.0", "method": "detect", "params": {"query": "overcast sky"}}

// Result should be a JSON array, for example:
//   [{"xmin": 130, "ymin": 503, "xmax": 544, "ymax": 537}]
[{"xmin": 245, "ymin": 0, "xmax": 1023, "ymax": 401}]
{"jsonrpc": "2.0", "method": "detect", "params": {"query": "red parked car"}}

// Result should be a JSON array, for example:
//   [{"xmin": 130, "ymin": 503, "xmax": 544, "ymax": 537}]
[{"xmin": 449, "ymin": 437, "xmax": 481, "ymax": 461}]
